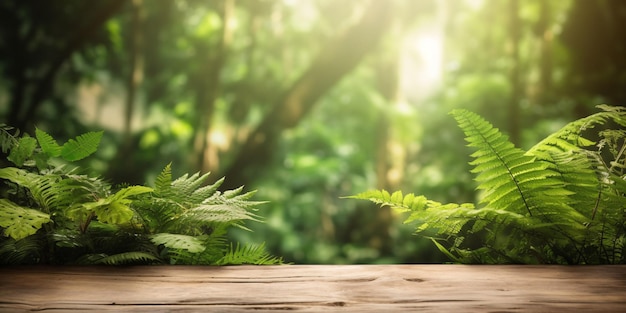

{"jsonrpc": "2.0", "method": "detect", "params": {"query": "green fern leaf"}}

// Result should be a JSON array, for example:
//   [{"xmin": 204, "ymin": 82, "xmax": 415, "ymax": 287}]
[
  {"xmin": 190, "ymin": 177, "xmax": 225, "ymax": 202},
  {"xmin": 60, "ymin": 131, "xmax": 103, "ymax": 161},
  {"xmin": 7, "ymin": 135, "xmax": 37, "ymax": 167},
  {"xmin": 76, "ymin": 252, "xmax": 159, "ymax": 265},
  {"xmin": 528, "ymin": 105, "xmax": 624, "ymax": 156},
  {"xmin": 0, "ymin": 199, "xmax": 51, "ymax": 240},
  {"xmin": 93, "ymin": 252, "xmax": 160, "ymax": 265},
  {"xmin": 184, "ymin": 204, "xmax": 260, "ymax": 225},
  {"xmin": 172, "ymin": 171, "xmax": 211, "ymax": 197},
  {"xmin": 111, "ymin": 185, "xmax": 153, "ymax": 200},
  {"xmin": 348, "ymin": 190, "xmax": 430, "ymax": 213},
  {"xmin": 0, "ymin": 124, "xmax": 19, "ymax": 154},
  {"xmin": 69, "ymin": 186, "xmax": 151, "ymax": 225},
  {"xmin": 217, "ymin": 243, "xmax": 282, "ymax": 265},
  {"xmin": 150, "ymin": 233, "xmax": 206, "ymax": 253},
  {"xmin": 0, "ymin": 236, "xmax": 41, "ymax": 265},
  {"xmin": 154, "ymin": 163, "xmax": 173, "ymax": 198},
  {"xmin": 451, "ymin": 109, "xmax": 574, "ymax": 218},
  {"xmin": 35, "ymin": 127, "xmax": 62, "ymax": 157},
  {"xmin": 0, "ymin": 167, "xmax": 72, "ymax": 212},
  {"xmin": 0, "ymin": 167, "xmax": 39, "ymax": 189}
]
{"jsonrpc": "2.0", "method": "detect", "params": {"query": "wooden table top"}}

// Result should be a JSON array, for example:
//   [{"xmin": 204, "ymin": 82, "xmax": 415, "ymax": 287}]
[{"xmin": 1, "ymin": 265, "xmax": 625, "ymax": 312}]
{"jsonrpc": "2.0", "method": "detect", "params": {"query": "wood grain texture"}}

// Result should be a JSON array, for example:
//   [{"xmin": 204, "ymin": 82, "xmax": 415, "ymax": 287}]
[{"xmin": 1, "ymin": 265, "xmax": 625, "ymax": 312}]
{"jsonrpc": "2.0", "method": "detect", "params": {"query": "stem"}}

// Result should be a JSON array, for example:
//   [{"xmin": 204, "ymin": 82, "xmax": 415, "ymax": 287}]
[{"xmin": 80, "ymin": 211, "xmax": 96, "ymax": 234}]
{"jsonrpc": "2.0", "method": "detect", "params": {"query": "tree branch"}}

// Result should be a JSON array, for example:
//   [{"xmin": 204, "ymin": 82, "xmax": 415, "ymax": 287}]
[
  {"xmin": 221, "ymin": 0, "xmax": 394, "ymax": 189},
  {"xmin": 19, "ymin": 0, "xmax": 126, "ymax": 131}
]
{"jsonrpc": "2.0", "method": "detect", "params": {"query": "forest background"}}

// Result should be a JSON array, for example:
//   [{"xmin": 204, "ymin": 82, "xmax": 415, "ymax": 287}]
[{"xmin": 1, "ymin": 0, "xmax": 625, "ymax": 264}]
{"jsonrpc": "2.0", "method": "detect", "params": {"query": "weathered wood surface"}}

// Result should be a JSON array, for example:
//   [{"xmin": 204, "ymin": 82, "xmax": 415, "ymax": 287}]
[{"xmin": 1, "ymin": 265, "xmax": 625, "ymax": 312}]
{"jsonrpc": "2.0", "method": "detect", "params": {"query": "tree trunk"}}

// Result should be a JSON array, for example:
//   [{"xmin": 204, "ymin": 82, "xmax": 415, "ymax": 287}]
[
  {"xmin": 220, "ymin": 0, "xmax": 394, "ymax": 190},
  {"xmin": 105, "ymin": 0, "xmax": 145, "ymax": 185},
  {"xmin": 122, "ymin": 0, "xmax": 144, "ymax": 155},
  {"xmin": 508, "ymin": 0, "xmax": 522, "ymax": 146},
  {"xmin": 13, "ymin": 0, "xmax": 126, "ymax": 132},
  {"xmin": 192, "ymin": 0, "xmax": 234, "ymax": 174},
  {"xmin": 369, "ymin": 44, "xmax": 402, "ymax": 255},
  {"xmin": 538, "ymin": 0, "xmax": 552, "ymax": 103}
]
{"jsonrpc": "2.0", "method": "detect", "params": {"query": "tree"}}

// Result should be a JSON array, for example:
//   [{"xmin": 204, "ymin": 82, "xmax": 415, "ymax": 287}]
[
  {"xmin": 0, "ymin": 0, "xmax": 126, "ymax": 133},
  {"xmin": 220, "ymin": 0, "xmax": 394, "ymax": 190}
]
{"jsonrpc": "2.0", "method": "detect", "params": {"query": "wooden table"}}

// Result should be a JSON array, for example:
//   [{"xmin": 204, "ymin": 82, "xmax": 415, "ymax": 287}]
[{"xmin": 1, "ymin": 265, "xmax": 625, "ymax": 312}]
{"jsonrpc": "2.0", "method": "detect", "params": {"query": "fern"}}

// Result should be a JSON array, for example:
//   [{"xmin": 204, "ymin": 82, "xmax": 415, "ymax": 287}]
[
  {"xmin": 67, "ymin": 185, "xmax": 152, "ymax": 226},
  {"xmin": 351, "ymin": 105, "xmax": 626, "ymax": 264},
  {"xmin": 77, "ymin": 252, "xmax": 160, "ymax": 265},
  {"xmin": 59, "ymin": 130, "xmax": 103, "ymax": 161},
  {"xmin": 7, "ymin": 135, "xmax": 37, "ymax": 167},
  {"xmin": 217, "ymin": 243, "xmax": 283, "ymax": 265},
  {"xmin": 0, "ymin": 124, "xmax": 19, "ymax": 154},
  {"xmin": 150, "ymin": 233, "xmax": 207, "ymax": 253},
  {"xmin": 35, "ymin": 127, "xmax": 62, "ymax": 157},
  {"xmin": 134, "ymin": 164, "xmax": 280, "ymax": 265},
  {"xmin": 0, "ymin": 236, "xmax": 41, "ymax": 264},
  {"xmin": 0, "ymin": 126, "xmax": 281, "ymax": 265}
]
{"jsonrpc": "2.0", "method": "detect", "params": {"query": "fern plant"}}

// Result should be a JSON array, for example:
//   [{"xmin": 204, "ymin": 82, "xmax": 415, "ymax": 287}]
[
  {"xmin": 350, "ymin": 105, "xmax": 626, "ymax": 264},
  {"xmin": 0, "ymin": 124, "xmax": 282, "ymax": 265}
]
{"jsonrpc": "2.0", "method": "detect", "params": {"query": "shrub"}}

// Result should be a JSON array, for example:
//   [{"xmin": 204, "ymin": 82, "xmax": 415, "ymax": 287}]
[
  {"xmin": 350, "ymin": 105, "xmax": 626, "ymax": 264},
  {"xmin": 0, "ymin": 125, "xmax": 281, "ymax": 265}
]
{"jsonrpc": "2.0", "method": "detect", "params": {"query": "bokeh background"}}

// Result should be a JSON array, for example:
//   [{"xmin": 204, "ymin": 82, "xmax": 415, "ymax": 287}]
[{"xmin": 1, "ymin": 0, "xmax": 625, "ymax": 263}]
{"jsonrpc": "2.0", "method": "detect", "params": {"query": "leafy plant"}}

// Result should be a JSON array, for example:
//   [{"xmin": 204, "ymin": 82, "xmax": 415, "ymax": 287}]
[
  {"xmin": 0, "ymin": 124, "xmax": 282, "ymax": 265},
  {"xmin": 350, "ymin": 105, "xmax": 626, "ymax": 264}
]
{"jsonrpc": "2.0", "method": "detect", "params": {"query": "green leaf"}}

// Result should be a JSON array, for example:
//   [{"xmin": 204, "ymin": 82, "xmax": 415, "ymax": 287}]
[
  {"xmin": 94, "ymin": 200, "xmax": 135, "ymax": 225},
  {"xmin": 60, "ymin": 131, "xmax": 103, "ymax": 161},
  {"xmin": 0, "ymin": 167, "xmax": 35, "ymax": 188},
  {"xmin": 69, "ymin": 186, "xmax": 151, "ymax": 225},
  {"xmin": 86, "ymin": 251, "xmax": 160, "ymax": 265},
  {"xmin": 35, "ymin": 127, "xmax": 62, "ymax": 157},
  {"xmin": 7, "ymin": 135, "xmax": 37, "ymax": 167},
  {"xmin": 0, "ymin": 199, "xmax": 51, "ymax": 240},
  {"xmin": 150, "ymin": 233, "xmax": 206, "ymax": 253},
  {"xmin": 154, "ymin": 163, "xmax": 173, "ymax": 197},
  {"xmin": 217, "ymin": 242, "xmax": 282, "ymax": 265},
  {"xmin": 111, "ymin": 185, "xmax": 153, "ymax": 200}
]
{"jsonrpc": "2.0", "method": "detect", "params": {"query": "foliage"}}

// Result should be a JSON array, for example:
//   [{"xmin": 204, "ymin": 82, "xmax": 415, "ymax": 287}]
[
  {"xmin": 350, "ymin": 105, "xmax": 626, "ymax": 264},
  {"xmin": 0, "ymin": 125, "xmax": 281, "ymax": 265},
  {"xmin": 2, "ymin": 0, "xmax": 625, "ymax": 265}
]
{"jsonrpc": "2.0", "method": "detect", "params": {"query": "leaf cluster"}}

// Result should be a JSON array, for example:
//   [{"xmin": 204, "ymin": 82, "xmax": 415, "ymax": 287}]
[
  {"xmin": 0, "ymin": 126, "xmax": 281, "ymax": 265},
  {"xmin": 351, "ymin": 105, "xmax": 626, "ymax": 264}
]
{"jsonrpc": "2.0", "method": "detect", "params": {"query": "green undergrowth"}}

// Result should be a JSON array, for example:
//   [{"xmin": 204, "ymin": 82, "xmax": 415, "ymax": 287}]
[
  {"xmin": 0, "ymin": 125, "xmax": 282, "ymax": 265},
  {"xmin": 350, "ymin": 105, "xmax": 626, "ymax": 264}
]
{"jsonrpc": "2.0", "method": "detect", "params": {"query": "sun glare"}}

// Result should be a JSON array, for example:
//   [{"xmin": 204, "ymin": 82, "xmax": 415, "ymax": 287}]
[{"xmin": 401, "ymin": 28, "xmax": 444, "ymax": 102}]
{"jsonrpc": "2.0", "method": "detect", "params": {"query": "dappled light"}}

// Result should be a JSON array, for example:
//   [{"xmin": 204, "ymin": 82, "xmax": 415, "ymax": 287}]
[{"xmin": 1, "ymin": 0, "xmax": 625, "ymax": 264}]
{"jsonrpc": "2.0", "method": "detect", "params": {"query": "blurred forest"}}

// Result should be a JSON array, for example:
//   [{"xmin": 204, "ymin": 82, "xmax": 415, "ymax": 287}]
[{"xmin": 1, "ymin": 0, "xmax": 625, "ymax": 264}]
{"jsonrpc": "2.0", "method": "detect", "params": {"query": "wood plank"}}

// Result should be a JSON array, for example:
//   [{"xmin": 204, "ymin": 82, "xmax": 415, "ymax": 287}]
[{"xmin": 1, "ymin": 265, "xmax": 625, "ymax": 312}]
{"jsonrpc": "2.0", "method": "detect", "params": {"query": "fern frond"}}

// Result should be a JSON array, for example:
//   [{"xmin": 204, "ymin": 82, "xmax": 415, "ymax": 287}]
[
  {"xmin": 183, "ymin": 204, "xmax": 261, "ymax": 230},
  {"xmin": 0, "ymin": 236, "xmax": 42, "ymax": 264},
  {"xmin": 204, "ymin": 188, "xmax": 267, "ymax": 208},
  {"xmin": 172, "ymin": 171, "xmax": 212, "ymax": 198},
  {"xmin": 0, "ymin": 124, "xmax": 19, "ymax": 153},
  {"xmin": 7, "ymin": 135, "xmax": 37, "ymax": 167},
  {"xmin": 529, "ymin": 105, "xmax": 625, "ymax": 156},
  {"xmin": 348, "ymin": 190, "xmax": 430, "ymax": 212},
  {"xmin": 60, "ymin": 131, "xmax": 103, "ymax": 161},
  {"xmin": 75, "ymin": 251, "xmax": 159, "ymax": 265},
  {"xmin": 190, "ymin": 177, "xmax": 225, "ymax": 203},
  {"xmin": 154, "ymin": 163, "xmax": 174, "ymax": 198},
  {"xmin": 217, "ymin": 243, "xmax": 282, "ymax": 265},
  {"xmin": 150, "ymin": 233, "xmax": 207, "ymax": 253},
  {"xmin": 69, "ymin": 185, "xmax": 152, "ymax": 225},
  {"xmin": 35, "ymin": 127, "xmax": 62, "ymax": 157},
  {"xmin": 451, "ymin": 109, "xmax": 579, "ymax": 222}
]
